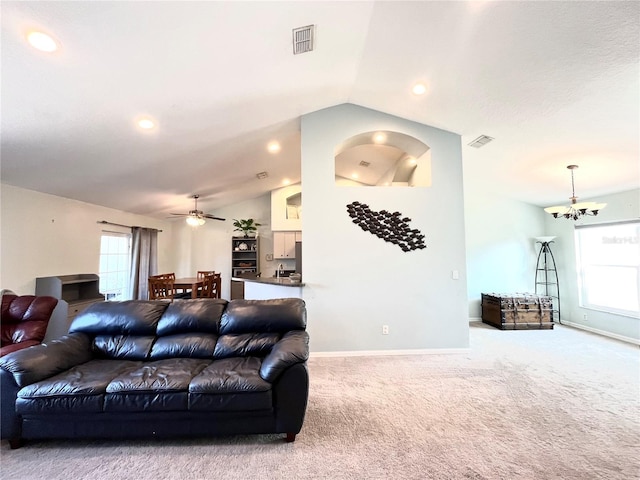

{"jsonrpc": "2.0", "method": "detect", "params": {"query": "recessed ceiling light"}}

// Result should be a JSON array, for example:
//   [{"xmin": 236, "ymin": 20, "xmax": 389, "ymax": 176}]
[
  {"xmin": 351, "ymin": 173, "xmax": 359, "ymax": 179},
  {"xmin": 27, "ymin": 31, "xmax": 58, "ymax": 52},
  {"xmin": 407, "ymin": 157, "xmax": 417, "ymax": 165},
  {"xmin": 267, "ymin": 141, "xmax": 281, "ymax": 153},
  {"xmin": 412, "ymin": 83, "xmax": 427, "ymax": 95},
  {"xmin": 137, "ymin": 118, "xmax": 155, "ymax": 129},
  {"xmin": 282, "ymin": 178, "xmax": 291, "ymax": 185},
  {"xmin": 373, "ymin": 133, "xmax": 386, "ymax": 144}
]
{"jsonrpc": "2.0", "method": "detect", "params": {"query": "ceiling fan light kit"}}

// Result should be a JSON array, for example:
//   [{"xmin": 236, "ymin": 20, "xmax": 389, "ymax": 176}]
[
  {"xmin": 170, "ymin": 195, "xmax": 225, "ymax": 227},
  {"xmin": 186, "ymin": 215, "xmax": 206, "ymax": 227},
  {"xmin": 544, "ymin": 165, "xmax": 607, "ymax": 221}
]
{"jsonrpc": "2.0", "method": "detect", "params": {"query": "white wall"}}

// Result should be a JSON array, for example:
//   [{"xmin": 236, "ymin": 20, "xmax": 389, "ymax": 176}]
[
  {"xmin": 0, "ymin": 184, "xmax": 173, "ymax": 295},
  {"xmin": 301, "ymin": 104, "xmax": 468, "ymax": 352},
  {"xmin": 544, "ymin": 188, "xmax": 639, "ymax": 342},
  {"xmin": 463, "ymin": 186, "xmax": 547, "ymax": 319}
]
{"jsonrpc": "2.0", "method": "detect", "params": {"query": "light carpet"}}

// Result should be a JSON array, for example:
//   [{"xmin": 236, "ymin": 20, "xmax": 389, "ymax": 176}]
[{"xmin": 1, "ymin": 323, "xmax": 638, "ymax": 480}]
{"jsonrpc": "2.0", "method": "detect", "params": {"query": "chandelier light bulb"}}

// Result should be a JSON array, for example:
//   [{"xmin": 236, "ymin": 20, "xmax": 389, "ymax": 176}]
[{"xmin": 544, "ymin": 165, "xmax": 606, "ymax": 220}]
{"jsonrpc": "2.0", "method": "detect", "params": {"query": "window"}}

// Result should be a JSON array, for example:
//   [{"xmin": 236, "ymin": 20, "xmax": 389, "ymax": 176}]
[
  {"xmin": 575, "ymin": 221, "xmax": 640, "ymax": 317},
  {"xmin": 99, "ymin": 231, "xmax": 131, "ymax": 301}
]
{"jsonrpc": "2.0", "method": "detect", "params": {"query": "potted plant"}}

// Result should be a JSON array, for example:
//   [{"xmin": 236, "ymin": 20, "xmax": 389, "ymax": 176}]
[{"xmin": 232, "ymin": 218, "xmax": 261, "ymax": 237}]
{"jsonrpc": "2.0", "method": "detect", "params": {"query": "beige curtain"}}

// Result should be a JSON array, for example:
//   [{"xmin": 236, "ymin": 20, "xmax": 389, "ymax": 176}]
[{"xmin": 129, "ymin": 227, "xmax": 158, "ymax": 300}]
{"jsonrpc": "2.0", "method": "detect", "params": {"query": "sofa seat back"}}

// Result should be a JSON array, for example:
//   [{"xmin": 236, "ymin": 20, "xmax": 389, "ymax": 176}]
[
  {"xmin": 1, "ymin": 294, "xmax": 58, "ymax": 357},
  {"xmin": 69, "ymin": 300, "xmax": 170, "ymax": 360},
  {"xmin": 68, "ymin": 298, "xmax": 306, "ymax": 362}
]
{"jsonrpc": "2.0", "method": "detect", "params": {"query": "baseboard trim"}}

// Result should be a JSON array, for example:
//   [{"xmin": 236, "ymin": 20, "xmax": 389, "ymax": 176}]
[
  {"xmin": 310, "ymin": 348, "xmax": 468, "ymax": 358},
  {"xmin": 560, "ymin": 320, "xmax": 640, "ymax": 346},
  {"xmin": 469, "ymin": 317, "xmax": 482, "ymax": 323}
]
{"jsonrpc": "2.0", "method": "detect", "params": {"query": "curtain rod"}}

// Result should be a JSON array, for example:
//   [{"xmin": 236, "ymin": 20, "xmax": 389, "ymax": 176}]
[{"xmin": 97, "ymin": 221, "xmax": 163, "ymax": 232}]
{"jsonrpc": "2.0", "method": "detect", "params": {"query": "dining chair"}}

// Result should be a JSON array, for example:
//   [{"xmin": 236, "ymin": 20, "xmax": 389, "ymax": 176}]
[
  {"xmin": 213, "ymin": 273, "xmax": 221, "ymax": 299},
  {"xmin": 151, "ymin": 273, "xmax": 193, "ymax": 297},
  {"xmin": 196, "ymin": 273, "xmax": 217, "ymax": 298},
  {"xmin": 197, "ymin": 271, "xmax": 216, "ymax": 279},
  {"xmin": 148, "ymin": 277, "xmax": 176, "ymax": 301},
  {"xmin": 150, "ymin": 273, "xmax": 176, "ymax": 280}
]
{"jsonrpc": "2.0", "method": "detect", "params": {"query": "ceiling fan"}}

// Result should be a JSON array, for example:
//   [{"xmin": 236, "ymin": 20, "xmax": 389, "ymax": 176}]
[{"xmin": 170, "ymin": 195, "xmax": 225, "ymax": 226}]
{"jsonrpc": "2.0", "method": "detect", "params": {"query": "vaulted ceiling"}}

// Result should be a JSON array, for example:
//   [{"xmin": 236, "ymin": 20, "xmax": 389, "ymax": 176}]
[{"xmin": 1, "ymin": 1, "xmax": 638, "ymax": 219}]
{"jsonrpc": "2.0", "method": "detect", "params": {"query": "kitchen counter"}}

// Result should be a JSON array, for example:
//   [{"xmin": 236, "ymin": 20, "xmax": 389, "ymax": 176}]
[
  {"xmin": 231, "ymin": 276, "xmax": 305, "ymax": 287},
  {"xmin": 231, "ymin": 276, "xmax": 305, "ymax": 300}
]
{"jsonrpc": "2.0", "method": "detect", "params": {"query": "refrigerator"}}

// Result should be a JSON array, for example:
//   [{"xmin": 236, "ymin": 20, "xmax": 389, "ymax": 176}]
[{"xmin": 295, "ymin": 242, "xmax": 302, "ymax": 278}]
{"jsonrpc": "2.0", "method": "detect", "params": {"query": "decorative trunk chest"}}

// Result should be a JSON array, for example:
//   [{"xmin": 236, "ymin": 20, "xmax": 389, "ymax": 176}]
[{"xmin": 481, "ymin": 293, "xmax": 554, "ymax": 330}]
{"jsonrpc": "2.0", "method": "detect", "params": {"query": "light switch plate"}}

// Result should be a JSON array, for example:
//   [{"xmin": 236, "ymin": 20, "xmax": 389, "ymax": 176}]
[{"xmin": 265, "ymin": 253, "xmax": 274, "ymax": 261}]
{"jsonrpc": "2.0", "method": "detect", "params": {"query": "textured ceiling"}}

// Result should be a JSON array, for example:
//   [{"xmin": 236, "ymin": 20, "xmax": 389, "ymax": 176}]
[{"xmin": 1, "ymin": 1, "xmax": 638, "ymax": 218}]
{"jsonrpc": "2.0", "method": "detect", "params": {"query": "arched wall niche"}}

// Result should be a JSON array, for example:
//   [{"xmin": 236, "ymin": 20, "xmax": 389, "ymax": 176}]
[
  {"xmin": 334, "ymin": 130, "xmax": 432, "ymax": 187},
  {"xmin": 271, "ymin": 184, "xmax": 302, "ymax": 231},
  {"xmin": 286, "ymin": 192, "xmax": 302, "ymax": 219}
]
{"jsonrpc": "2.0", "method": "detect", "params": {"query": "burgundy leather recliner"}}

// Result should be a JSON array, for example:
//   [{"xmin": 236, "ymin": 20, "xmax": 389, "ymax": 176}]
[{"xmin": 0, "ymin": 294, "xmax": 58, "ymax": 357}]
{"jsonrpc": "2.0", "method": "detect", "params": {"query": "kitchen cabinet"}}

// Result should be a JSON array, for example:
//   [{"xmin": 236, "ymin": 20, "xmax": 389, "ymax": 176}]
[{"xmin": 273, "ymin": 231, "xmax": 301, "ymax": 259}]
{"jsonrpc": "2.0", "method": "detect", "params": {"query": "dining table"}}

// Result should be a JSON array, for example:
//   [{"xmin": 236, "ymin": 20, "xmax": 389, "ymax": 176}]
[{"xmin": 173, "ymin": 277, "xmax": 204, "ymax": 299}]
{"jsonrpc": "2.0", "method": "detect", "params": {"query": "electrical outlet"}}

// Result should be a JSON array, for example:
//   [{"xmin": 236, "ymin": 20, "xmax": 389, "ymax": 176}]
[
  {"xmin": 382, "ymin": 325, "xmax": 389, "ymax": 335},
  {"xmin": 265, "ymin": 253, "xmax": 273, "ymax": 261},
  {"xmin": 583, "ymin": 314, "xmax": 588, "ymax": 321}
]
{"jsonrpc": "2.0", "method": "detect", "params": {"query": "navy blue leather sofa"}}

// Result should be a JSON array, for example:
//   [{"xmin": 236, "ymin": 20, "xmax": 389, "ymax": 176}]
[{"xmin": 0, "ymin": 298, "xmax": 309, "ymax": 448}]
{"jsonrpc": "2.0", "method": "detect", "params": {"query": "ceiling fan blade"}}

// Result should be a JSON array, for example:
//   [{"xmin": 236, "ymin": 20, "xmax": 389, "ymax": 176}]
[
  {"xmin": 169, "ymin": 213, "xmax": 189, "ymax": 217},
  {"xmin": 202, "ymin": 214, "xmax": 226, "ymax": 221}
]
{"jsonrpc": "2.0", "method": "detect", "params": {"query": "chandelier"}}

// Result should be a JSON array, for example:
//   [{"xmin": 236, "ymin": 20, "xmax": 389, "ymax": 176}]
[{"xmin": 544, "ymin": 165, "xmax": 606, "ymax": 220}]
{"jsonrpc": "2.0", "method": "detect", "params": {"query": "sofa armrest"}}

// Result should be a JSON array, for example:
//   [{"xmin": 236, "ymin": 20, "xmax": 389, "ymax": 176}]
[
  {"xmin": 0, "ymin": 340, "xmax": 41, "ymax": 357},
  {"xmin": 260, "ymin": 331, "xmax": 309, "ymax": 383},
  {"xmin": 0, "ymin": 333, "xmax": 92, "ymax": 387}
]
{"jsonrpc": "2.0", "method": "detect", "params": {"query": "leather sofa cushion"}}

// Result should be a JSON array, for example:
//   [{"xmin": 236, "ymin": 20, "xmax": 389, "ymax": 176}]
[
  {"xmin": 105, "ymin": 392, "xmax": 189, "ymax": 412},
  {"xmin": 16, "ymin": 359, "xmax": 142, "ymax": 414},
  {"xmin": 70, "ymin": 301, "xmax": 168, "ymax": 335},
  {"xmin": 93, "ymin": 335, "xmax": 155, "ymax": 359},
  {"xmin": 189, "ymin": 357, "xmax": 272, "ymax": 412},
  {"xmin": 220, "ymin": 299, "xmax": 306, "ymax": 334},
  {"xmin": 150, "ymin": 333, "xmax": 218, "ymax": 359},
  {"xmin": 107, "ymin": 358, "xmax": 210, "ymax": 394},
  {"xmin": 188, "ymin": 390, "xmax": 272, "ymax": 412},
  {"xmin": 104, "ymin": 358, "xmax": 211, "ymax": 412},
  {"xmin": 189, "ymin": 357, "xmax": 270, "ymax": 393},
  {"xmin": 213, "ymin": 333, "xmax": 280, "ymax": 359},
  {"xmin": 156, "ymin": 299, "xmax": 227, "ymax": 336},
  {"xmin": 17, "ymin": 393, "xmax": 104, "ymax": 415}
]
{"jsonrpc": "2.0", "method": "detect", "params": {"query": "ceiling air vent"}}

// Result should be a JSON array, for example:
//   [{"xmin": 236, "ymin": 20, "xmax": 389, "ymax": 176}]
[
  {"xmin": 468, "ymin": 135, "xmax": 494, "ymax": 148},
  {"xmin": 293, "ymin": 25, "xmax": 314, "ymax": 55},
  {"xmin": 256, "ymin": 172, "xmax": 268, "ymax": 180},
  {"xmin": 359, "ymin": 161, "xmax": 370, "ymax": 167}
]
